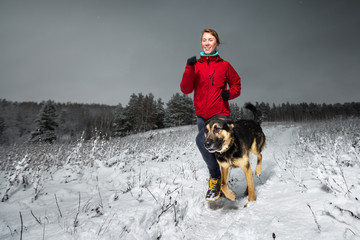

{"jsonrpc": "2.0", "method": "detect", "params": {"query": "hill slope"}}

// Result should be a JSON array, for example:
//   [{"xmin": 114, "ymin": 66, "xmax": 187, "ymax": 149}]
[{"xmin": 0, "ymin": 120, "xmax": 359, "ymax": 239}]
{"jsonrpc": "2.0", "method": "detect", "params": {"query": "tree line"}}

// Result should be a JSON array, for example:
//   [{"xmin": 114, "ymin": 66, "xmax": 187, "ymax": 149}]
[
  {"xmin": 0, "ymin": 96, "xmax": 359, "ymax": 145},
  {"xmin": 248, "ymin": 102, "xmax": 360, "ymax": 122},
  {"xmin": 0, "ymin": 93, "xmax": 195, "ymax": 144}
]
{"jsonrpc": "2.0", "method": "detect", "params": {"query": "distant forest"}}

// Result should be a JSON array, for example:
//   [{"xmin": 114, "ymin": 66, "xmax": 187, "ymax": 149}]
[{"xmin": 0, "ymin": 95, "xmax": 359, "ymax": 145}]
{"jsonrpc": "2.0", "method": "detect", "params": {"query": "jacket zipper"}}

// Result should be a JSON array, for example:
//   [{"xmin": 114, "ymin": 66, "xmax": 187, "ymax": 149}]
[
  {"xmin": 212, "ymin": 71, "xmax": 215, "ymax": 86},
  {"xmin": 207, "ymin": 57, "xmax": 215, "ymax": 85}
]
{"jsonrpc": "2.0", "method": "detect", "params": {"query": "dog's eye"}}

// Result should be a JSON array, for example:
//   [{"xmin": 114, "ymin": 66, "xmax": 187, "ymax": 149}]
[
  {"xmin": 213, "ymin": 126, "xmax": 220, "ymax": 133},
  {"xmin": 204, "ymin": 128, "xmax": 209, "ymax": 134}
]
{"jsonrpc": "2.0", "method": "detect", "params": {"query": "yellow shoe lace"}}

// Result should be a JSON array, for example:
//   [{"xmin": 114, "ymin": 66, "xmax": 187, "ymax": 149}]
[{"xmin": 208, "ymin": 178, "xmax": 219, "ymax": 191}]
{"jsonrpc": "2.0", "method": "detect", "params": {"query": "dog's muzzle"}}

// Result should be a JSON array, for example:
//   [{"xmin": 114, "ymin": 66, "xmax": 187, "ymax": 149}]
[{"xmin": 204, "ymin": 139, "xmax": 222, "ymax": 153}]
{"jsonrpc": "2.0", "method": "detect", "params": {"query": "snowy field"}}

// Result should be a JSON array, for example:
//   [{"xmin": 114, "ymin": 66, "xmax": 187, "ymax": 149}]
[{"xmin": 0, "ymin": 119, "xmax": 359, "ymax": 240}]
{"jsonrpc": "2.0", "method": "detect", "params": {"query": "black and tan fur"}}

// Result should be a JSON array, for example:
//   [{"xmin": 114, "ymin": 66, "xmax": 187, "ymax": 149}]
[{"xmin": 204, "ymin": 103, "xmax": 266, "ymax": 202}]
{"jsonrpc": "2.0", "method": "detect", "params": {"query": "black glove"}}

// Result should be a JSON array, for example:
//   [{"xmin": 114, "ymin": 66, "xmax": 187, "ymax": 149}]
[
  {"xmin": 221, "ymin": 90, "xmax": 230, "ymax": 101},
  {"xmin": 187, "ymin": 56, "xmax": 197, "ymax": 66}
]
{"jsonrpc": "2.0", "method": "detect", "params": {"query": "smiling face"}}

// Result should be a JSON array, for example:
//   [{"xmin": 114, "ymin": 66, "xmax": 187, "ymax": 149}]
[{"xmin": 201, "ymin": 32, "xmax": 219, "ymax": 55}]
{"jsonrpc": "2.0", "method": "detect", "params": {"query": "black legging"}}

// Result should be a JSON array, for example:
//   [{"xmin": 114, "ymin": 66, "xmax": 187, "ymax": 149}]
[{"xmin": 195, "ymin": 115, "xmax": 228, "ymax": 179}]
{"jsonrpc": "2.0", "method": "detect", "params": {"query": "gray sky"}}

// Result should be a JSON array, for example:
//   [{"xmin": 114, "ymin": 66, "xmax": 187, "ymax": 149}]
[{"xmin": 1, "ymin": 0, "xmax": 359, "ymax": 106}]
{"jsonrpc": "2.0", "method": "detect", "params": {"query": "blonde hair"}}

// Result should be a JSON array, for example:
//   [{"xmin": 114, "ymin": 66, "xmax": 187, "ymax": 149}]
[{"xmin": 202, "ymin": 29, "xmax": 221, "ymax": 45}]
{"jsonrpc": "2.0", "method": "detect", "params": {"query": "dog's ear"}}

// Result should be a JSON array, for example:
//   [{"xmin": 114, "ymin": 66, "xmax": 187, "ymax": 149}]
[{"xmin": 223, "ymin": 119, "xmax": 235, "ymax": 132}]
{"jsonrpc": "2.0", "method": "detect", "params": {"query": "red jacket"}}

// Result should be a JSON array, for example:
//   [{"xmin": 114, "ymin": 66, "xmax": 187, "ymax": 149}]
[{"xmin": 180, "ymin": 55, "xmax": 241, "ymax": 119}]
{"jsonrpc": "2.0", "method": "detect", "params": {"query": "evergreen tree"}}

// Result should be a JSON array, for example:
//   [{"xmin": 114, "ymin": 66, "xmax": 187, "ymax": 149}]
[
  {"xmin": 122, "ymin": 93, "xmax": 159, "ymax": 134},
  {"xmin": 143, "ymin": 93, "xmax": 157, "ymax": 131},
  {"xmin": 30, "ymin": 100, "xmax": 58, "ymax": 143},
  {"xmin": 230, "ymin": 103, "xmax": 242, "ymax": 121},
  {"xmin": 0, "ymin": 117, "xmax": 5, "ymax": 144},
  {"xmin": 165, "ymin": 93, "xmax": 195, "ymax": 127},
  {"xmin": 124, "ymin": 93, "xmax": 139, "ymax": 133},
  {"xmin": 113, "ymin": 103, "xmax": 128, "ymax": 137},
  {"xmin": 0, "ymin": 117, "xmax": 4, "ymax": 137},
  {"xmin": 155, "ymin": 98, "xmax": 165, "ymax": 129},
  {"xmin": 258, "ymin": 102, "xmax": 270, "ymax": 121},
  {"xmin": 136, "ymin": 93, "xmax": 145, "ymax": 132}
]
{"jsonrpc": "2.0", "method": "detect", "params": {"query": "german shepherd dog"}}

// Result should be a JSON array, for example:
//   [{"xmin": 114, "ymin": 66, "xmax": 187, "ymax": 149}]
[{"xmin": 204, "ymin": 103, "xmax": 266, "ymax": 202}]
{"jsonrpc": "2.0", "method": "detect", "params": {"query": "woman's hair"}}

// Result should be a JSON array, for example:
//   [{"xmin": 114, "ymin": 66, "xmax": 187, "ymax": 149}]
[{"xmin": 202, "ymin": 29, "xmax": 221, "ymax": 45}]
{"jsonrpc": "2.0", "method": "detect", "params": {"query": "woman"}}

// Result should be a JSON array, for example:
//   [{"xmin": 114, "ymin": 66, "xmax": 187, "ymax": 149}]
[{"xmin": 180, "ymin": 29, "xmax": 241, "ymax": 201}]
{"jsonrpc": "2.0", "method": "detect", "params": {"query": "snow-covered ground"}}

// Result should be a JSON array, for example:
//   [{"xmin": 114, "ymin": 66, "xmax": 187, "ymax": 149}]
[{"xmin": 0, "ymin": 119, "xmax": 359, "ymax": 239}]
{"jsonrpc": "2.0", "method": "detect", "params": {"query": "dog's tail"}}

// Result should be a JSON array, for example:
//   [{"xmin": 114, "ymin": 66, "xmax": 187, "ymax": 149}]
[{"xmin": 244, "ymin": 102, "xmax": 263, "ymax": 124}]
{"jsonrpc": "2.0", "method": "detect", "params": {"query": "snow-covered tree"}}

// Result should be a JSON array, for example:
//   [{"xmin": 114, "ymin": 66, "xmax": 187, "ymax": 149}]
[{"xmin": 30, "ymin": 100, "xmax": 58, "ymax": 143}]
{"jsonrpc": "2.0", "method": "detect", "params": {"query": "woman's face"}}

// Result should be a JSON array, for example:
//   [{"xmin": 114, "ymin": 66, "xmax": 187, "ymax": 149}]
[{"xmin": 201, "ymin": 32, "xmax": 219, "ymax": 55}]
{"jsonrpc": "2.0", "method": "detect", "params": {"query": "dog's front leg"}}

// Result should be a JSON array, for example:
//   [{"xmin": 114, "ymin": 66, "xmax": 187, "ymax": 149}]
[{"xmin": 220, "ymin": 165, "xmax": 236, "ymax": 201}]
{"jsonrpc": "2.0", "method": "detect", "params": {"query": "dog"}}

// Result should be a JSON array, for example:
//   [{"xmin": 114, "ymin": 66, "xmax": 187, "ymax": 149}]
[{"xmin": 204, "ymin": 103, "xmax": 266, "ymax": 202}]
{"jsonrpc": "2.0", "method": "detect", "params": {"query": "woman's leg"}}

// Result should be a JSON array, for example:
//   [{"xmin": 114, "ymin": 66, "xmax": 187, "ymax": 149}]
[{"xmin": 196, "ymin": 116, "xmax": 221, "ymax": 179}]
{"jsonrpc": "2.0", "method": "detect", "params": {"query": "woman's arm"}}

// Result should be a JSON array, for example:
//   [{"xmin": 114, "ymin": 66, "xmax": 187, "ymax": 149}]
[
  {"xmin": 226, "ymin": 63, "xmax": 241, "ymax": 100},
  {"xmin": 180, "ymin": 57, "xmax": 197, "ymax": 94}
]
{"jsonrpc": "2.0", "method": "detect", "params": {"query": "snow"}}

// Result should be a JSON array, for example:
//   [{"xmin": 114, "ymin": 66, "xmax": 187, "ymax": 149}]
[{"xmin": 1, "ymin": 120, "xmax": 360, "ymax": 239}]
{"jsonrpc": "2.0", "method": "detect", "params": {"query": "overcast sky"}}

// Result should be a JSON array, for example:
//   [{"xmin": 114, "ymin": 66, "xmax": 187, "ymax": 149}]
[{"xmin": 1, "ymin": 0, "xmax": 359, "ymax": 106}]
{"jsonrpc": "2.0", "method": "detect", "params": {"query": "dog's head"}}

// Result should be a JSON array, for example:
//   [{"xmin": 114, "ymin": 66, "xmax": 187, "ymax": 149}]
[{"xmin": 204, "ymin": 118, "xmax": 234, "ymax": 153}]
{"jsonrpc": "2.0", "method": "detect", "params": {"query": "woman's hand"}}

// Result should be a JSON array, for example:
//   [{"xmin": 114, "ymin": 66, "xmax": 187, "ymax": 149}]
[
  {"xmin": 221, "ymin": 90, "xmax": 230, "ymax": 101},
  {"xmin": 187, "ymin": 56, "xmax": 197, "ymax": 66}
]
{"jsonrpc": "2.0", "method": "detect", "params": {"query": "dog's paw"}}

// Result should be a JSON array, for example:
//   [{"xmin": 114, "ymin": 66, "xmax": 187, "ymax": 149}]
[
  {"xmin": 248, "ymin": 195, "xmax": 256, "ymax": 202},
  {"xmin": 221, "ymin": 185, "xmax": 236, "ymax": 201},
  {"xmin": 224, "ymin": 191, "xmax": 236, "ymax": 201}
]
